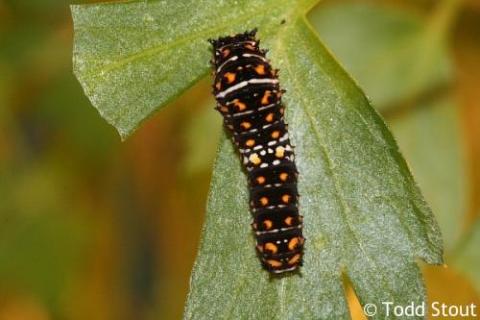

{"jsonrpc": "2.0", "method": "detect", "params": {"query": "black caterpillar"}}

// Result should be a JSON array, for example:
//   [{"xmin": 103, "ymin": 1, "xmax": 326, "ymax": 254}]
[{"xmin": 209, "ymin": 29, "xmax": 304, "ymax": 273}]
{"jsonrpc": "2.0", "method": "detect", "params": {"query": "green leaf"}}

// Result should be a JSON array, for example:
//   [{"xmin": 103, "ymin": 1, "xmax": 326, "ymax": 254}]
[
  {"xmin": 309, "ymin": 2, "xmax": 453, "ymax": 110},
  {"xmin": 309, "ymin": 1, "xmax": 466, "ymax": 252},
  {"xmin": 71, "ymin": 0, "xmax": 310, "ymax": 139},
  {"xmin": 72, "ymin": 0, "xmax": 443, "ymax": 318},
  {"xmin": 389, "ymin": 97, "xmax": 468, "ymax": 252},
  {"xmin": 309, "ymin": 0, "xmax": 468, "ymax": 249}
]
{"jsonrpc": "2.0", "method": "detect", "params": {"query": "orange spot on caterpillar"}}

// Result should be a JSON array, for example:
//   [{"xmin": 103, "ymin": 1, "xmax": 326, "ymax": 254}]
[
  {"xmin": 259, "ymin": 197, "xmax": 269, "ymax": 206},
  {"xmin": 288, "ymin": 237, "xmax": 300, "ymax": 251},
  {"xmin": 279, "ymin": 172, "xmax": 288, "ymax": 181},
  {"xmin": 282, "ymin": 194, "xmax": 291, "ymax": 203},
  {"xmin": 263, "ymin": 220, "xmax": 273, "ymax": 230},
  {"xmin": 264, "ymin": 242, "xmax": 278, "ymax": 254},
  {"xmin": 254, "ymin": 64, "xmax": 266, "ymax": 75},
  {"xmin": 261, "ymin": 91, "xmax": 272, "ymax": 105},
  {"xmin": 266, "ymin": 259, "xmax": 282, "ymax": 268},
  {"xmin": 271, "ymin": 130, "xmax": 280, "ymax": 139},
  {"xmin": 265, "ymin": 113, "xmax": 274, "ymax": 122},
  {"xmin": 233, "ymin": 99, "xmax": 247, "ymax": 111},
  {"xmin": 240, "ymin": 122, "xmax": 252, "ymax": 130},
  {"xmin": 224, "ymin": 72, "xmax": 236, "ymax": 84},
  {"xmin": 288, "ymin": 253, "xmax": 301, "ymax": 265},
  {"xmin": 256, "ymin": 176, "xmax": 266, "ymax": 185},
  {"xmin": 284, "ymin": 216, "xmax": 293, "ymax": 226}
]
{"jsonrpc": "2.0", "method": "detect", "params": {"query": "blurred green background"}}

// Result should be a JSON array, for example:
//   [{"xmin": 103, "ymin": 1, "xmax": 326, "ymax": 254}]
[{"xmin": 0, "ymin": 0, "xmax": 479, "ymax": 319}]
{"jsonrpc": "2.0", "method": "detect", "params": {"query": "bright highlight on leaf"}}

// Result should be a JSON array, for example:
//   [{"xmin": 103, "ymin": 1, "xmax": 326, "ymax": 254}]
[{"xmin": 71, "ymin": 0, "xmax": 444, "ymax": 319}]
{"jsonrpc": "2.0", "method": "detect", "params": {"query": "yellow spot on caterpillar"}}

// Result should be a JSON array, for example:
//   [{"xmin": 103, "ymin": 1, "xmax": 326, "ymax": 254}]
[
  {"xmin": 279, "ymin": 172, "xmax": 288, "ymax": 181},
  {"xmin": 263, "ymin": 219, "xmax": 273, "ymax": 230},
  {"xmin": 240, "ymin": 122, "xmax": 251, "ymax": 130},
  {"xmin": 245, "ymin": 139, "xmax": 255, "ymax": 147},
  {"xmin": 255, "ymin": 64, "xmax": 266, "ymax": 75},
  {"xmin": 224, "ymin": 72, "xmax": 236, "ymax": 84},
  {"xmin": 249, "ymin": 153, "xmax": 261, "ymax": 165},
  {"xmin": 265, "ymin": 113, "xmax": 274, "ymax": 122},
  {"xmin": 284, "ymin": 216, "xmax": 293, "ymax": 226},
  {"xmin": 259, "ymin": 197, "xmax": 269, "ymax": 206},
  {"xmin": 288, "ymin": 237, "xmax": 300, "ymax": 250},
  {"xmin": 266, "ymin": 259, "xmax": 282, "ymax": 268},
  {"xmin": 282, "ymin": 194, "xmax": 291, "ymax": 203},
  {"xmin": 264, "ymin": 242, "xmax": 278, "ymax": 254},
  {"xmin": 261, "ymin": 90, "xmax": 272, "ymax": 105},
  {"xmin": 256, "ymin": 176, "xmax": 266, "ymax": 185},
  {"xmin": 275, "ymin": 146, "xmax": 285, "ymax": 158},
  {"xmin": 271, "ymin": 130, "xmax": 280, "ymax": 139},
  {"xmin": 233, "ymin": 99, "xmax": 247, "ymax": 111},
  {"xmin": 288, "ymin": 253, "xmax": 301, "ymax": 265}
]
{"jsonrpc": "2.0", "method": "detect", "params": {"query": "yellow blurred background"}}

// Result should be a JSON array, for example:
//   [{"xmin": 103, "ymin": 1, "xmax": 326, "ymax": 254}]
[{"xmin": 0, "ymin": 0, "xmax": 479, "ymax": 319}]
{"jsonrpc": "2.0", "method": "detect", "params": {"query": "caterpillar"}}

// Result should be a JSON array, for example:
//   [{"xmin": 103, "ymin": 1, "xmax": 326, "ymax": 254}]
[{"xmin": 209, "ymin": 29, "xmax": 305, "ymax": 274}]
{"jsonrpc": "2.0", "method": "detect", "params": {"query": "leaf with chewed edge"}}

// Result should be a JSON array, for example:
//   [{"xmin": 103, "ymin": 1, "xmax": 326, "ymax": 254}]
[{"xmin": 71, "ymin": 0, "xmax": 443, "ymax": 319}]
